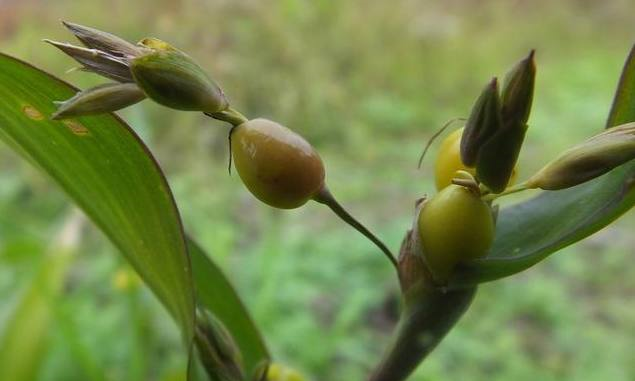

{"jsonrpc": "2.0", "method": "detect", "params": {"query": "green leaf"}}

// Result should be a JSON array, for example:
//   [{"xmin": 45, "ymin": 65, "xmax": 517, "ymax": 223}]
[
  {"xmin": 607, "ymin": 45, "xmax": 635, "ymax": 128},
  {"xmin": 0, "ymin": 53, "xmax": 196, "ymax": 344},
  {"xmin": 0, "ymin": 53, "xmax": 270, "ymax": 378},
  {"xmin": 189, "ymin": 238, "xmax": 270, "ymax": 375},
  {"xmin": 450, "ymin": 45, "xmax": 635, "ymax": 287}
]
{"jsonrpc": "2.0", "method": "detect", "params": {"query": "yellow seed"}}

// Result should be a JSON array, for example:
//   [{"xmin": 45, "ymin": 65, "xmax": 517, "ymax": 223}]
[
  {"xmin": 266, "ymin": 363, "xmax": 307, "ymax": 381},
  {"xmin": 231, "ymin": 119, "xmax": 325, "ymax": 209},
  {"xmin": 112, "ymin": 267, "xmax": 142, "ymax": 291},
  {"xmin": 267, "ymin": 363, "xmax": 283, "ymax": 380},
  {"xmin": 434, "ymin": 128, "xmax": 517, "ymax": 190},
  {"xmin": 434, "ymin": 128, "xmax": 475, "ymax": 190},
  {"xmin": 285, "ymin": 369, "xmax": 306, "ymax": 381}
]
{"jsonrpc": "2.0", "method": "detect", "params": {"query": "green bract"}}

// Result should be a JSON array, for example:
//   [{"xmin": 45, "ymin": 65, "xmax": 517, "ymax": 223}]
[
  {"xmin": 51, "ymin": 82, "xmax": 145, "ymax": 120},
  {"xmin": 475, "ymin": 121, "xmax": 528, "ymax": 193},
  {"xmin": 195, "ymin": 310, "xmax": 244, "ymax": 381},
  {"xmin": 46, "ymin": 22, "xmax": 229, "ymax": 115},
  {"xmin": 131, "ymin": 38, "xmax": 228, "ymax": 113},
  {"xmin": 501, "ymin": 50, "xmax": 536, "ymax": 125},
  {"xmin": 527, "ymin": 123, "xmax": 635, "ymax": 190},
  {"xmin": 460, "ymin": 78, "xmax": 502, "ymax": 167}
]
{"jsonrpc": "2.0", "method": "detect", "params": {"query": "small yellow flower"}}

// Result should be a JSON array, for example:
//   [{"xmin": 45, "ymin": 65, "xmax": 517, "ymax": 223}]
[
  {"xmin": 266, "ymin": 363, "xmax": 308, "ymax": 381},
  {"xmin": 112, "ymin": 267, "xmax": 142, "ymax": 292}
]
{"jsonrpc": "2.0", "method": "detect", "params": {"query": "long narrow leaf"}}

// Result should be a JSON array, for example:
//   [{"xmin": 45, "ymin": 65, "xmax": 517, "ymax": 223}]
[
  {"xmin": 0, "ymin": 52, "xmax": 269, "ymax": 377},
  {"xmin": 0, "ymin": 53, "xmax": 196, "ymax": 344},
  {"xmin": 189, "ymin": 238, "xmax": 270, "ymax": 375}
]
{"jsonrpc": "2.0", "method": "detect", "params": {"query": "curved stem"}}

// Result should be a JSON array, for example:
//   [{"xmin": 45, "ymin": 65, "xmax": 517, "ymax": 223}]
[
  {"xmin": 205, "ymin": 108, "xmax": 247, "ymax": 175},
  {"xmin": 313, "ymin": 187, "xmax": 398, "ymax": 271},
  {"xmin": 481, "ymin": 181, "xmax": 531, "ymax": 201},
  {"xmin": 417, "ymin": 117, "xmax": 466, "ymax": 169},
  {"xmin": 227, "ymin": 125, "xmax": 237, "ymax": 175},
  {"xmin": 205, "ymin": 107, "xmax": 249, "ymax": 127}
]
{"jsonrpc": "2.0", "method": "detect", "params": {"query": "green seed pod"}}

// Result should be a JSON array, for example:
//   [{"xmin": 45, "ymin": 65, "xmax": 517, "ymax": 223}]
[
  {"xmin": 501, "ymin": 50, "xmax": 536, "ymax": 125},
  {"xmin": 460, "ymin": 78, "xmax": 502, "ymax": 166},
  {"xmin": 231, "ymin": 118, "xmax": 326, "ymax": 209},
  {"xmin": 417, "ymin": 182, "xmax": 495, "ymax": 283},
  {"xmin": 51, "ymin": 83, "xmax": 145, "ymax": 120},
  {"xmin": 527, "ymin": 122, "xmax": 635, "ymax": 190},
  {"xmin": 131, "ymin": 38, "xmax": 228, "ymax": 113}
]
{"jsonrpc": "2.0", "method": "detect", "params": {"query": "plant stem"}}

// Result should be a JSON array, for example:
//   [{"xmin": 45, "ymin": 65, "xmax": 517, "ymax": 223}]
[
  {"xmin": 368, "ymin": 286, "xmax": 477, "ymax": 381},
  {"xmin": 482, "ymin": 181, "xmax": 531, "ymax": 201},
  {"xmin": 205, "ymin": 107, "xmax": 249, "ymax": 127},
  {"xmin": 313, "ymin": 187, "xmax": 398, "ymax": 271}
]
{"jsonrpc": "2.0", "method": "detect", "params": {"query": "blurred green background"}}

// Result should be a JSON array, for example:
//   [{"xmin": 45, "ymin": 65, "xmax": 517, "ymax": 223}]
[{"xmin": 1, "ymin": 0, "xmax": 634, "ymax": 380}]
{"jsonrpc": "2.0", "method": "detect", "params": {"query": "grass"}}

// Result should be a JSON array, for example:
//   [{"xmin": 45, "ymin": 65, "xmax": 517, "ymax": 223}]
[{"xmin": 0, "ymin": 0, "xmax": 634, "ymax": 380}]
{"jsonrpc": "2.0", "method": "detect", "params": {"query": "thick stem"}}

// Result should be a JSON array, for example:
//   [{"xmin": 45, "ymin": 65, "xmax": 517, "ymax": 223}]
[
  {"xmin": 205, "ymin": 107, "xmax": 249, "ymax": 127},
  {"xmin": 368, "ymin": 204, "xmax": 477, "ymax": 381},
  {"xmin": 368, "ymin": 286, "xmax": 477, "ymax": 381},
  {"xmin": 313, "ymin": 187, "xmax": 398, "ymax": 271}
]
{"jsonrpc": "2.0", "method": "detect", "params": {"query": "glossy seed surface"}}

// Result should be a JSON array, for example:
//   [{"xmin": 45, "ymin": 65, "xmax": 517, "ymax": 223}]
[
  {"xmin": 418, "ymin": 184, "xmax": 495, "ymax": 282},
  {"xmin": 231, "ymin": 118, "xmax": 325, "ymax": 209}
]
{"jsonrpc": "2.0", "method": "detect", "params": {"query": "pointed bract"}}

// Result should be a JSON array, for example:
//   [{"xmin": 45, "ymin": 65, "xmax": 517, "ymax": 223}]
[
  {"xmin": 472, "ymin": 51, "xmax": 536, "ymax": 193},
  {"xmin": 51, "ymin": 82, "xmax": 145, "ymax": 120},
  {"xmin": 195, "ymin": 310, "xmax": 244, "ymax": 381},
  {"xmin": 44, "ymin": 39, "xmax": 134, "ymax": 82},
  {"xmin": 475, "ymin": 121, "xmax": 527, "ymax": 193},
  {"xmin": 47, "ymin": 23, "xmax": 229, "ymax": 113},
  {"xmin": 62, "ymin": 21, "xmax": 143, "ymax": 59},
  {"xmin": 460, "ymin": 78, "xmax": 502, "ymax": 166},
  {"xmin": 501, "ymin": 50, "xmax": 536, "ymax": 125},
  {"xmin": 527, "ymin": 123, "xmax": 635, "ymax": 190}
]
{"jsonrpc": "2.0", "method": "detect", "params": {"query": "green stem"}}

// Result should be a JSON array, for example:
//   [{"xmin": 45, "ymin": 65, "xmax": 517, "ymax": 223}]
[
  {"xmin": 205, "ymin": 107, "xmax": 249, "ymax": 127},
  {"xmin": 204, "ymin": 107, "xmax": 248, "ymax": 174},
  {"xmin": 313, "ymin": 187, "xmax": 398, "ymax": 271},
  {"xmin": 368, "ymin": 286, "xmax": 477, "ymax": 381},
  {"xmin": 482, "ymin": 181, "xmax": 531, "ymax": 201}
]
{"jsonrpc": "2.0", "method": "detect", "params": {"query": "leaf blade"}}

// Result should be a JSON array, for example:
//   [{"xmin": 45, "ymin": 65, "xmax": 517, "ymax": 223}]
[
  {"xmin": 607, "ymin": 44, "xmax": 635, "ymax": 127},
  {"xmin": 0, "ymin": 53, "xmax": 195, "ymax": 343}
]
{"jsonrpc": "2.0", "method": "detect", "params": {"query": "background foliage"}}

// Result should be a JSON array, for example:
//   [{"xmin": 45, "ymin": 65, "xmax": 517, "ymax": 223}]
[{"xmin": 0, "ymin": 1, "xmax": 634, "ymax": 380}]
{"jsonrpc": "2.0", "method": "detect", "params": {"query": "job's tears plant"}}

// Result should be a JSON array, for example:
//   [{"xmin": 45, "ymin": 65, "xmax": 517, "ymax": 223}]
[{"xmin": 0, "ymin": 22, "xmax": 633, "ymax": 381}]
